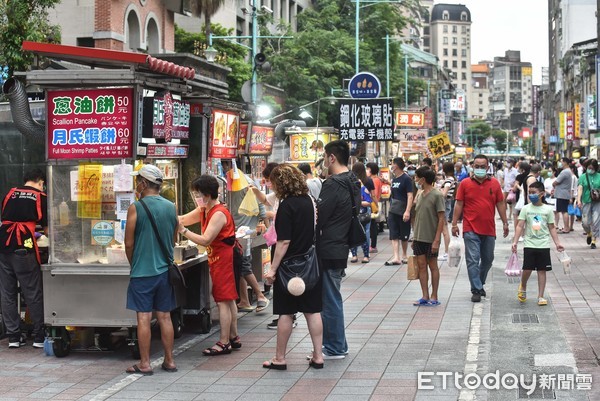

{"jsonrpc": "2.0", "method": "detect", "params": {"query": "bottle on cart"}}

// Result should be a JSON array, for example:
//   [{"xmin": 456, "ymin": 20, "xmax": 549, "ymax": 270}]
[{"xmin": 59, "ymin": 200, "xmax": 69, "ymax": 226}]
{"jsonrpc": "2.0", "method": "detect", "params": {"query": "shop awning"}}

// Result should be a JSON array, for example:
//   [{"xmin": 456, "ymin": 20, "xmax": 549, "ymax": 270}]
[{"xmin": 21, "ymin": 41, "xmax": 195, "ymax": 80}]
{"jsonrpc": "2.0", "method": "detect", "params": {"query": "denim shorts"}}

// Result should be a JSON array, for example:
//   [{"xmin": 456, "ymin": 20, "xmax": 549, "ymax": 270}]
[{"xmin": 126, "ymin": 271, "xmax": 176, "ymax": 312}]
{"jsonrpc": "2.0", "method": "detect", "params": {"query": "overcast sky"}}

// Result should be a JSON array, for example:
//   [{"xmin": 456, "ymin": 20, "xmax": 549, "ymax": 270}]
[{"xmin": 440, "ymin": 0, "xmax": 549, "ymax": 85}]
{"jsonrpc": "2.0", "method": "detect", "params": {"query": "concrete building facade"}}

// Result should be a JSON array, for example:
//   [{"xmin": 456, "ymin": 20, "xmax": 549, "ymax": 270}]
[
  {"xmin": 489, "ymin": 50, "xmax": 533, "ymax": 130},
  {"xmin": 429, "ymin": 3, "xmax": 472, "ymax": 95},
  {"xmin": 469, "ymin": 61, "xmax": 491, "ymax": 121}
]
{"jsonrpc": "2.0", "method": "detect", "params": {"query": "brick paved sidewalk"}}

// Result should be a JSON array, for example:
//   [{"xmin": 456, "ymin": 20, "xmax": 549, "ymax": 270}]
[{"xmin": 0, "ymin": 220, "xmax": 599, "ymax": 400}]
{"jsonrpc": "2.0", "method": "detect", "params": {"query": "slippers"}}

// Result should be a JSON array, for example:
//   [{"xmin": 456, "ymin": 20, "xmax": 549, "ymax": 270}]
[
  {"xmin": 413, "ymin": 298, "xmax": 430, "ymax": 306},
  {"xmin": 538, "ymin": 297, "xmax": 548, "ymax": 306},
  {"xmin": 384, "ymin": 261, "xmax": 401, "ymax": 266},
  {"xmin": 401, "ymin": 259, "xmax": 408, "ymax": 264},
  {"xmin": 161, "ymin": 363, "xmax": 178, "ymax": 373},
  {"xmin": 256, "ymin": 299, "xmax": 270, "ymax": 313},
  {"xmin": 428, "ymin": 300, "xmax": 441, "ymax": 306},
  {"xmin": 263, "ymin": 359, "xmax": 287, "ymax": 370},
  {"xmin": 237, "ymin": 305, "xmax": 255, "ymax": 313},
  {"xmin": 308, "ymin": 358, "xmax": 324, "ymax": 369},
  {"xmin": 126, "ymin": 364, "xmax": 153, "ymax": 376},
  {"xmin": 517, "ymin": 284, "xmax": 526, "ymax": 302},
  {"xmin": 361, "ymin": 258, "xmax": 370, "ymax": 264},
  {"xmin": 350, "ymin": 257, "xmax": 358, "ymax": 263}
]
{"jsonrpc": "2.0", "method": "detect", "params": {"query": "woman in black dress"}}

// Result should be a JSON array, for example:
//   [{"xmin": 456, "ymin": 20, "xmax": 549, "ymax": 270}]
[{"xmin": 262, "ymin": 164, "xmax": 324, "ymax": 370}]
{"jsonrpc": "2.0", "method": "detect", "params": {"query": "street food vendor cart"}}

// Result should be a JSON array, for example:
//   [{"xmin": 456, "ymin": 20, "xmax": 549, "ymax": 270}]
[{"xmin": 11, "ymin": 41, "xmax": 215, "ymax": 357}]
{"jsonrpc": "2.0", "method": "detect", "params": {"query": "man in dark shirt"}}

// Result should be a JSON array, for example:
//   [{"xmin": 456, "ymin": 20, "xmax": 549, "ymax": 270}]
[
  {"xmin": 317, "ymin": 140, "xmax": 360, "ymax": 359},
  {"xmin": 386, "ymin": 158, "xmax": 414, "ymax": 265},
  {"xmin": 0, "ymin": 169, "xmax": 48, "ymax": 349}
]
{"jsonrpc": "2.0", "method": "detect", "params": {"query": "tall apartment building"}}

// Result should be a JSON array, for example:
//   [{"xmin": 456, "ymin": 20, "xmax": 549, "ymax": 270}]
[
  {"xmin": 429, "ymin": 3, "xmax": 472, "ymax": 95},
  {"xmin": 175, "ymin": 0, "xmax": 312, "ymax": 39},
  {"xmin": 489, "ymin": 50, "xmax": 533, "ymax": 130},
  {"xmin": 469, "ymin": 61, "xmax": 491, "ymax": 120}
]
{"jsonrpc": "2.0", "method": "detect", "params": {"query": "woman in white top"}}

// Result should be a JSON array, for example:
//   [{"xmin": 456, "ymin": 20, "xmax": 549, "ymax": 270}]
[
  {"xmin": 543, "ymin": 168, "xmax": 559, "ymax": 227},
  {"xmin": 570, "ymin": 165, "xmax": 579, "ymax": 231}
]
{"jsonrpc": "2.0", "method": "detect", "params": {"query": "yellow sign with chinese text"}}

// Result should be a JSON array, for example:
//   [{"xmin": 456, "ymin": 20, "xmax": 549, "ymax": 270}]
[
  {"xmin": 77, "ymin": 164, "xmax": 103, "ymax": 219},
  {"xmin": 288, "ymin": 130, "xmax": 338, "ymax": 162},
  {"xmin": 427, "ymin": 132, "xmax": 453, "ymax": 158},
  {"xmin": 559, "ymin": 112, "xmax": 565, "ymax": 139}
]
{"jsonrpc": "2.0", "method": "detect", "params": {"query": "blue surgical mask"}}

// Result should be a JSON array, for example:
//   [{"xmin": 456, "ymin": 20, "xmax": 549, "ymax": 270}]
[
  {"xmin": 529, "ymin": 194, "xmax": 541, "ymax": 204},
  {"xmin": 588, "ymin": 169, "xmax": 595, "ymax": 175},
  {"xmin": 407, "ymin": 170, "xmax": 415, "ymax": 177},
  {"xmin": 474, "ymin": 168, "xmax": 487, "ymax": 178},
  {"xmin": 558, "ymin": 162, "xmax": 563, "ymax": 169}
]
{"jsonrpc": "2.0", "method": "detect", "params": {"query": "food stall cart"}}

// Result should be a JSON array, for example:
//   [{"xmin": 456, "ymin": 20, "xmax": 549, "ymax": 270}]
[{"xmin": 13, "ymin": 42, "xmax": 214, "ymax": 357}]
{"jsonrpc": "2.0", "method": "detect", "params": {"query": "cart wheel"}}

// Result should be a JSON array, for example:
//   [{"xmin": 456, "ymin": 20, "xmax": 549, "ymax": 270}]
[
  {"xmin": 52, "ymin": 327, "xmax": 71, "ymax": 358},
  {"xmin": 171, "ymin": 309, "xmax": 183, "ymax": 339},
  {"xmin": 200, "ymin": 310, "xmax": 211, "ymax": 334},
  {"xmin": 128, "ymin": 328, "xmax": 140, "ymax": 359}
]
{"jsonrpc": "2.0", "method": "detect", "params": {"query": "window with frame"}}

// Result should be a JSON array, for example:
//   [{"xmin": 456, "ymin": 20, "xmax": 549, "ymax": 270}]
[
  {"xmin": 452, "ymin": 60, "xmax": 457, "ymax": 68},
  {"xmin": 444, "ymin": 60, "xmax": 448, "ymax": 68},
  {"xmin": 443, "ymin": 48, "xmax": 448, "ymax": 56},
  {"xmin": 452, "ymin": 49, "xmax": 457, "ymax": 56},
  {"xmin": 443, "ymin": 37, "xmax": 448, "ymax": 44},
  {"xmin": 443, "ymin": 25, "xmax": 448, "ymax": 33},
  {"xmin": 462, "ymin": 61, "xmax": 467, "ymax": 68},
  {"xmin": 452, "ymin": 37, "xmax": 457, "ymax": 45},
  {"xmin": 462, "ymin": 72, "xmax": 467, "ymax": 80},
  {"xmin": 462, "ymin": 26, "xmax": 467, "ymax": 34},
  {"xmin": 462, "ymin": 37, "xmax": 467, "ymax": 45},
  {"xmin": 452, "ymin": 25, "xmax": 457, "ymax": 33},
  {"xmin": 443, "ymin": 11, "xmax": 449, "ymax": 20},
  {"xmin": 462, "ymin": 49, "xmax": 467, "ymax": 57}
]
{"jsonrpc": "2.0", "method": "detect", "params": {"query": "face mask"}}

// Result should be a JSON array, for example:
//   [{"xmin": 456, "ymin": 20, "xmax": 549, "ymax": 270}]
[
  {"xmin": 547, "ymin": 172, "xmax": 553, "ymax": 178},
  {"xmin": 528, "ymin": 194, "xmax": 541, "ymax": 204},
  {"xmin": 415, "ymin": 182, "xmax": 422, "ymax": 190},
  {"xmin": 474, "ymin": 168, "xmax": 487, "ymax": 178},
  {"xmin": 558, "ymin": 162, "xmax": 563, "ymax": 169},
  {"xmin": 588, "ymin": 169, "xmax": 595, "ymax": 175},
  {"xmin": 467, "ymin": 166, "xmax": 473, "ymax": 173},
  {"xmin": 407, "ymin": 170, "xmax": 415, "ymax": 177}
]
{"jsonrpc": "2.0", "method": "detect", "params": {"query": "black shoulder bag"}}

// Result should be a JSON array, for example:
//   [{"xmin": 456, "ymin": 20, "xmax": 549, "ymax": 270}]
[
  {"xmin": 586, "ymin": 174, "xmax": 600, "ymax": 202},
  {"xmin": 278, "ymin": 197, "xmax": 320, "ymax": 296},
  {"xmin": 138, "ymin": 199, "xmax": 187, "ymax": 306},
  {"xmin": 343, "ymin": 179, "xmax": 367, "ymax": 248}
]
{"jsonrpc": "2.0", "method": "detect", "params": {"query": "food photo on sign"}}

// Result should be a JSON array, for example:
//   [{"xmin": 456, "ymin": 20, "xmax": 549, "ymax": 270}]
[
  {"xmin": 248, "ymin": 124, "xmax": 275, "ymax": 155},
  {"xmin": 209, "ymin": 109, "xmax": 239, "ymax": 158}
]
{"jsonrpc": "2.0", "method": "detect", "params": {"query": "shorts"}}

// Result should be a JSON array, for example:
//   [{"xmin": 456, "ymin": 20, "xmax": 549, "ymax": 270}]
[
  {"xmin": 522, "ymin": 248, "xmax": 552, "ymax": 271},
  {"xmin": 127, "ymin": 271, "xmax": 176, "ymax": 312},
  {"xmin": 556, "ymin": 198, "xmax": 570, "ymax": 213},
  {"xmin": 388, "ymin": 212, "xmax": 411, "ymax": 241},
  {"xmin": 239, "ymin": 254, "xmax": 253, "ymax": 276},
  {"xmin": 412, "ymin": 240, "xmax": 439, "ymax": 258},
  {"xmin": 445, "ymin": 199, "xmax": 454, "ymax": 222}
]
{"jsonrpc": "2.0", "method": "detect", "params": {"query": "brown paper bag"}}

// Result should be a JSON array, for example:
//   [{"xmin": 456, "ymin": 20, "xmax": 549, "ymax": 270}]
[{"xmin": 407, "ymin": 255, "xmax": 419, "ymax": 280}]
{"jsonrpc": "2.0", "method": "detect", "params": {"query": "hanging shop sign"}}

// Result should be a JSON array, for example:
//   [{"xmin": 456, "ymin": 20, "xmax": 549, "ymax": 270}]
[
  {"xmin": 427, "ymin": 132, "xmax": 453, "ymax": 158},
  {"xmin": 209, "ymin": 109, "xmax": 239, "ymax": 158},
  {"xmin": 238, "ymin": 123, "xmax": 250, "ymax": 154},
  {"xmin": 396, "ymin": 112, "xmax": 425, "ymax": 128},
  {"xmin": 152, "ymin": 92, "xmax": 190, "ymax": 141},
  {"xmin": 395, "ymin": 129, "xmax": 427, "ymax": 142},
  {"xmin": 566, "ymin": 110, "xmax": 574, "ymax": 141},
  {"xmin": 47, "ymin": 87, "xmax": 134, "ymax": 160},
  {"xmin": 588, "ymin": 95, "xmax": 597, "ymax": 131},
  {"xmin": 348, "ymin": 72, "xmax": 381, "ymax": 99},
  {"xmin": 288, "ymin": 129, "xmax": 338, "ymax": 162},
  {"xmin": 337, "ymin": 98, "xmax": 394, "ymax": 141},
  {"xmin": 248, "ymin": 125, "xmax": 275, "ymax": 155}
]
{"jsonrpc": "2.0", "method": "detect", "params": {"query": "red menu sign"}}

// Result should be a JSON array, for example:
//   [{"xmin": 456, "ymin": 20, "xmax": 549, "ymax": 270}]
[
  {"xmin": 209, "ymin": 109, "xmax": 239, "ymax": 158},
  {"xmin": 248, "ymin": 125, "xmax": 274, "ymax": 155},
  {"xmin": 238, "ymin": 123, "xmax": 249, "ymax": 154},
  {"xmin": 47, "ymin": 88, "xmax": 134, "ymax": 159}
]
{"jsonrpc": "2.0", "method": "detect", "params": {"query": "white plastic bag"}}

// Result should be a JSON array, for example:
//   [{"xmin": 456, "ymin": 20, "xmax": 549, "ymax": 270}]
[
  {"xmin": 504, "ymin": 252, "xmax": 522, "ymax": 276},
  {"xmin": 558, "ymin": 251, "xmax": 571, "ymax": 274},
  {"xmin": 448, "ymin": 236, "xmax": 462, "ymax": 268}
]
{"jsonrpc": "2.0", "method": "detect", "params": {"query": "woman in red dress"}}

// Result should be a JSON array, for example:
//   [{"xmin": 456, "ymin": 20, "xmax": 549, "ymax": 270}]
[{"xmin": 179, "ymin": 175, "xmax": 239, "ymax": 355}]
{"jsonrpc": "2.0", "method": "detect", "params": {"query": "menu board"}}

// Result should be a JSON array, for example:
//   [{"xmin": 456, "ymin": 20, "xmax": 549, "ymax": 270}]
[
  {"xmin": 288, "ymin": 130, "xmax": 338, "ymax": 162},
  {"xmin": 47, "ymin": 87, "xmax": 134, "ymax": 160},
  {"xmin": 248, "ymin": 125, "xmax": 274, "ymax": 155},
  {"xmin": 209, "ymin": 109, "xmax": 239, "ymax": 158}
]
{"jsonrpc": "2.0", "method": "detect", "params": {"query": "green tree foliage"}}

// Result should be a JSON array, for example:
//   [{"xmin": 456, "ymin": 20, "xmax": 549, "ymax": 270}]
[
  {"xmin": 175, "ymin": 24, "xmax": 251, "ymax": 103},
  {"xmin": 262, "ymin": 0, "xmax": 425, "ymax": 120},
  {"xmin": 465, "ymin": 121, "xmax": 508, "ymax": 153},
  {"xmin": 0, "ymin": 0, "xmax": 61, "ymax": 77},
  {"xmin": 190, "ymin": 0, "xmax": 226, "ymax": 43}
]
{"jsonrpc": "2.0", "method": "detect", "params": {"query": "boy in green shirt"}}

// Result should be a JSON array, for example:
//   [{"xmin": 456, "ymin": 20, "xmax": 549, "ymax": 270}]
[{"xmin": 512, "ymin": 181, "xmax": 564, "ymax": 306}]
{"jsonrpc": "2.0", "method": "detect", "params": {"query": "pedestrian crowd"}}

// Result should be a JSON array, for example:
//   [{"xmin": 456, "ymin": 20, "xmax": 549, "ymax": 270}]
[{"xmin": 1, "ymin": 151, "xmax": 598, "ymax": 376}]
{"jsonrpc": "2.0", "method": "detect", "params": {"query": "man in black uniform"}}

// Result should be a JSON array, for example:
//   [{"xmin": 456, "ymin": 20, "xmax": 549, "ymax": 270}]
[{"xmin": 0, "ymin": 169, "xmax": 48, "ymax": 348}]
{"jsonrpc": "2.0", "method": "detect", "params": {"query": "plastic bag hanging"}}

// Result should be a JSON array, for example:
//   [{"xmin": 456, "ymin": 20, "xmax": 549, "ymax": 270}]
[
  {"xmin": 447, "ymin": 236, "xmax": 462, "ymax": 267},
  {"xmin": 504, "ymin": 252, "xmax": 522, "ymax": 276},
  {"xmin": 558, "ymin": 251, "xmax": 571, "ymax": 274},
  {"xmin": 238, "ymin": 188, "xmax": 259, "ymax": 216}
]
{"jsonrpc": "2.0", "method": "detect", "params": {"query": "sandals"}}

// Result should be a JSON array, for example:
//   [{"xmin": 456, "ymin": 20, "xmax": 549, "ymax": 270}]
[
  {"xmin": 350, "ymin": 257, "xmax": 358, "ymax": 263},
  {"xmin": 230, "ymin": 336, "xmax": 242, "ymax": 349},
  {"xmin": 413, "ymin": 298, "xmax": 430, "ymax": 306},
  {"xmin": 518, "ymin": 284, "xmax": 527, "ymax": 303},
  {"xmin": 263, "ymin": 359, "xmax": 287, "ymax": 370},
  {"xmin": 538, "ymin": 297, "xmax": 548, "ymax": 306},
  {"xmin": 203, "ymin": 341, "xmax": 232, "ymax": 356},
  {"xmin": 125, "ymin": 364, "xmax": 153, "ymax": 376},
  {"xmin": 308, "ymin": 358, "xmax": 324, "ymax": 369},
  {"xmin": 361, "ymin": 257, "xmax": 370, "ymax": 264}
]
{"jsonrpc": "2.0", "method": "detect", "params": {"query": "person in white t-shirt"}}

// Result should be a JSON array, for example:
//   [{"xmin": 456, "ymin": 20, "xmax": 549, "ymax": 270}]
[{"xmin": 503, "ymin": 159, "xmax": 518, "ymax": 221}]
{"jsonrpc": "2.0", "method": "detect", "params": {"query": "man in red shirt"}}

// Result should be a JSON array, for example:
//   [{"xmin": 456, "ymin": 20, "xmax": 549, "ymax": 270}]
[{"xmin": 451, "ymin": 155, "xmax": 509, "ymax": 302}]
